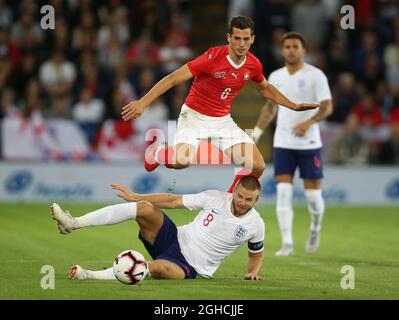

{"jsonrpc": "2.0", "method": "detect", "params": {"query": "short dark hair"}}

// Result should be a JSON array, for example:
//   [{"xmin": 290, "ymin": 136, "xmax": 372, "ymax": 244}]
[
  {"xmin": 281, "ymin": 31, "xmax": 306, "ymax": 48},
  {"xmin": 229, "ymin": 16, "xmax": 254, "ymax": 35},
  {"xmin": 236, "ymin": 176, "xmax": 261, "ymax": 191}
]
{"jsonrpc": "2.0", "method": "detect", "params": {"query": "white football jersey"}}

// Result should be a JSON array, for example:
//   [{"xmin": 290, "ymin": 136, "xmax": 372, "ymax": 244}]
[
  {"xmin": 178, "ymin": 190, "xmax": 265, "ymax": 278},
  {"xmin": 268, "ymin": 63, "xmax": 332, "ymax": 149}
]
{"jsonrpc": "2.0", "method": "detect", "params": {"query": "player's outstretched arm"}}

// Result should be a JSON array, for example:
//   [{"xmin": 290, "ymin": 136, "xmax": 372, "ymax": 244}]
[
  {"xmin": 111, "ymin": 183, "xmax": 185, "ymax": 209},
  {"xmin": 254, "ymin": 79, "xmax": 319, "ymax": 112},
  {"xmin": 293, "ymin": 99, "xmax": 333, "ymax": 136},
  {"xmin": 252, "ymin": 100, "xmax": 278, "ymax": 143},
  {"xmin": 245, "ymin": 251, "xmax": 264, "ymax": 280},
  {"xmin": 121, "ymin": 64, "xmax": 193, "ymax": 121}
]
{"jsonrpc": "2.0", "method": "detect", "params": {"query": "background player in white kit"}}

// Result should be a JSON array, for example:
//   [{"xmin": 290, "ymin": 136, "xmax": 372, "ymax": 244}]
[
  {"xmin": 253, "ymin": 32, "xmax": 333, "ymax": 256},
  {"xmin": 50, "ymin": 176, "xmax": 265, "ymax": 281}
]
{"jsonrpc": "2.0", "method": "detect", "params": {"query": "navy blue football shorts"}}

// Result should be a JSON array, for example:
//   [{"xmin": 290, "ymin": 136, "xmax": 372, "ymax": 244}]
[
  {"xmin": 273, "ymin": 147, "xmax": 324, "ymax": 180},
  {"xmin": 138, "ymin": 212, "xmax": 197, "ymax": 279}
]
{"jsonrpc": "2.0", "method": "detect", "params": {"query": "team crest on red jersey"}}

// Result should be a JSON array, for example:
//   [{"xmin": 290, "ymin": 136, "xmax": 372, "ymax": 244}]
[
  {"xmin": 214, "ymin": 71, "xmax": 226, "ymax": 79},
  {"xmin": 244, "ymin": 72, "xmax": 250, "ymax": 80}
]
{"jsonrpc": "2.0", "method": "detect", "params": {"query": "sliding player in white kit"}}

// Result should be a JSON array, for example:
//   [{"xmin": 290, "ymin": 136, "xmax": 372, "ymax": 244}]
[
  {"xmin": 50, "ymin": 176, "xmax": 265, "ymax": 281},
  {"xmin": 252, "ymin": 32, "xmax": 333, "ymax": 256}
]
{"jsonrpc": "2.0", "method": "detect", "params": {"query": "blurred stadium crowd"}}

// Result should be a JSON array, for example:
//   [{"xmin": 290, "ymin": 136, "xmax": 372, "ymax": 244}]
[
  {"xmin": 0, "ymin": 0, "xmax": 192, "ymax": 162},
  {"xmin": 0, "ymin": 0, "xmax": 398, "ymax": 164}
]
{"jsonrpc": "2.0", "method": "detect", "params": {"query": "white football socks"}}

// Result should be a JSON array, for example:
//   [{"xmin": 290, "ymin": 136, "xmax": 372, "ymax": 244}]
[
  {"xmin": 86, "ymin": 267, "xmax": 116, "ymax": 280},
  {"xmin": 276, "ymin": 183, "xmax": 294, "ymax": 245},
  {"xmin": 85, "ymin": 265, "xmax": 151, "ymax": 280},
  {"xmin": 75, "ymin": 202, "xmax": 137, "ymax": 229},
  {"xmin": 304, "ymin": 189, "xmax": 325, "ymax": 232}
]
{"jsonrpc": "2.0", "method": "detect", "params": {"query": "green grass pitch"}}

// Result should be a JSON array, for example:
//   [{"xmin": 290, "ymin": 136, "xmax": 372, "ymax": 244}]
[{"xmin": 0, "ymin": 202, "xmax": 398, "ymax": 300}]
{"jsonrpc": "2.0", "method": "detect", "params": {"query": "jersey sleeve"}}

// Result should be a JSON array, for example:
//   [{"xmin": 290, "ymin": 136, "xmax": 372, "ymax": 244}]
[
  {"xmin": 314, "ymin": 70, "xmax": 332, "ymax": 103},
  {"xmin": 267, "ymin": 71, "xmax": 277, "ymax": 85},
  {"xmin": 182, "ymin": 190, "xmax": 225, "ymax": 211},
  {"xmin": 187, "ymin": 48, "xmax": 213, "ymax": 77},
  {"xmin": 251, "ymin": 58, "xmax": 265, "ymax": 83},
  {"xmin": 248, "ymin": 218, "xmax": 265, "ymax": 253}
]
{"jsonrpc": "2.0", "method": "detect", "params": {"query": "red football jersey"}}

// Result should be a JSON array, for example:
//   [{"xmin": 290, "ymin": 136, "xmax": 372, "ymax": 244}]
[{"xmin": 185, "ymin": 45, "xmax": 265, "ymax": 117}]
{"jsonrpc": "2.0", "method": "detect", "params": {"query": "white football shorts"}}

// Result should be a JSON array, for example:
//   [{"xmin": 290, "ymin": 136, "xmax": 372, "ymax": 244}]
[{"xmin": 174, "ymin": 104, "xmax": 254, "ymax": 151}]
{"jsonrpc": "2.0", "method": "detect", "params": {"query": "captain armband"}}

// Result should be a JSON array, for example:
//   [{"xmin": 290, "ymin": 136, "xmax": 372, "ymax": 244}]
[{"xmin": 248, "ymin": 241, "xmax": 264, "ymax": 253}]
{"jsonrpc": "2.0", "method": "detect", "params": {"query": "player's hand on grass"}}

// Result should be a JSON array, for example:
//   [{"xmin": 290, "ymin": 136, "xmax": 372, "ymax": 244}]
[
  {"xmin": 111, "ymin": 183, "xmax": 140, "ymax": 202},
  {"xmin": 293, "ymin": 103, "xmax": 319, "ymax": 111},
  {"xmin": 121, "ymin": 100, "xmax": 146, "ymax": 121},
  {"xmin": 244, "ymin": 273, "xmax": 263, "ymax": 280},
  {"xmin": 293, "ymin": 120, "xmax": 312, "ymax": 137}
]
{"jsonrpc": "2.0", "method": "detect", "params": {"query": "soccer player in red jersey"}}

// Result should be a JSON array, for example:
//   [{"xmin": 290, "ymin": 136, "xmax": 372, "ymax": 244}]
[{"xmin": 121, "ymin": 16, "xmax": 318, "ymax": 192}]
